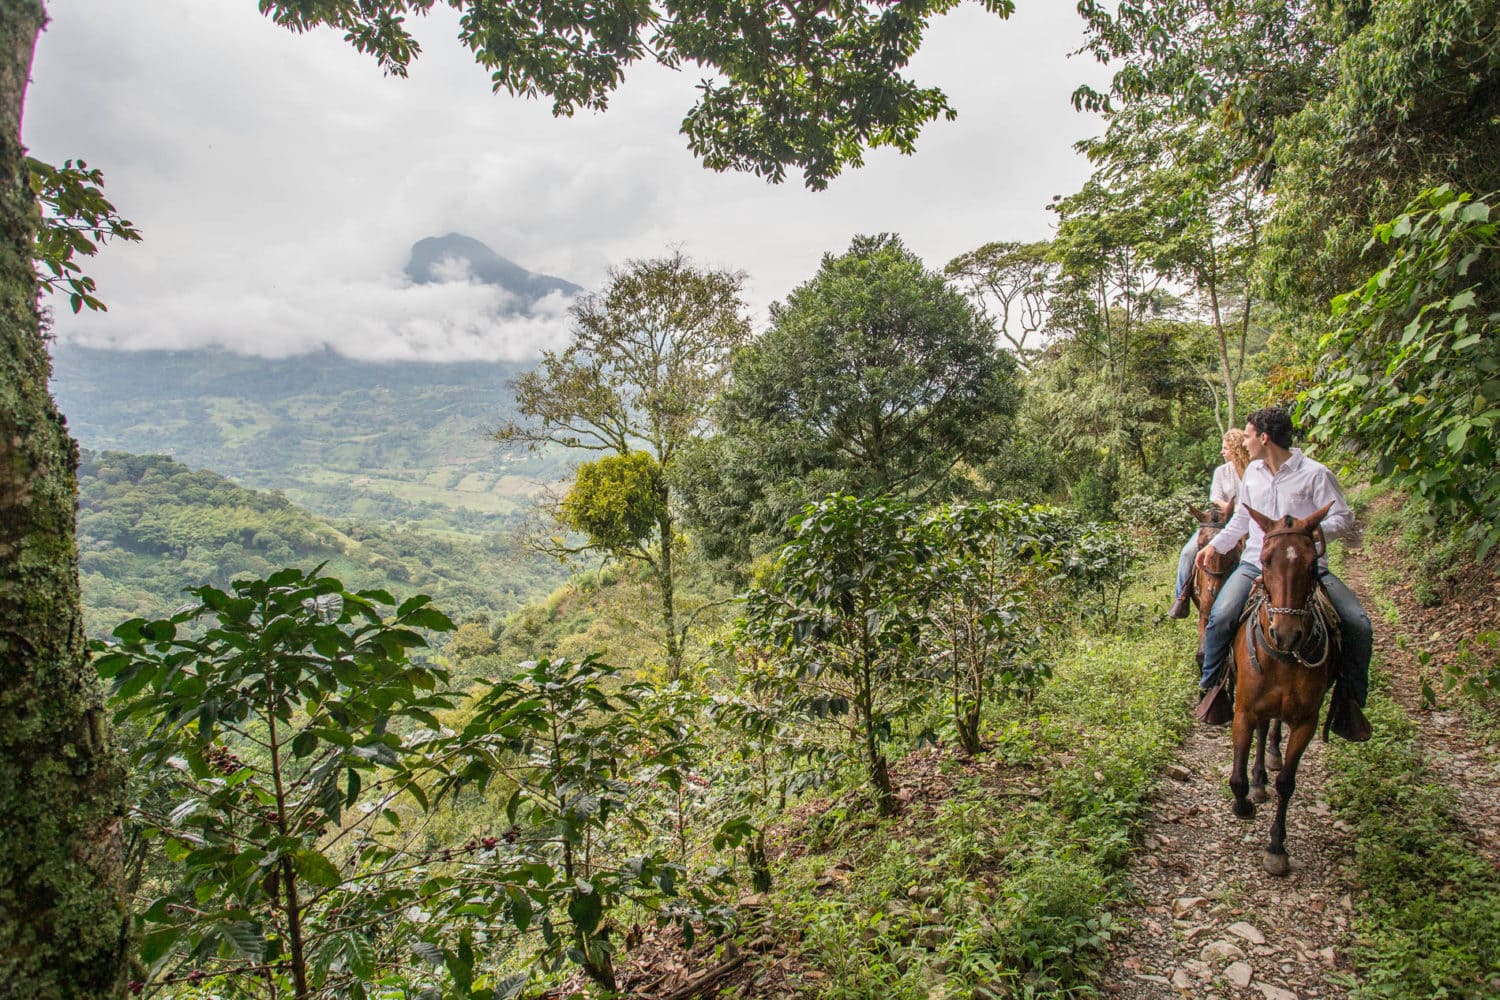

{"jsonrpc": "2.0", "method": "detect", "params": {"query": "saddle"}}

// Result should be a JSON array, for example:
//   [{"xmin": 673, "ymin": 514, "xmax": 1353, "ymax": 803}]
[{"xmin": 1195, "ymin": 579, "xmax": 1368, "ymax": 740}]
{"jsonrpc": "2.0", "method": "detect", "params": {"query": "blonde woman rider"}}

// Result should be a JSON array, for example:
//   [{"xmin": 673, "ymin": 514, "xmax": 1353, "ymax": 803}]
[{"xmin": 1168, "ymin": 429, "xmax": 1250, "ymax": 619}]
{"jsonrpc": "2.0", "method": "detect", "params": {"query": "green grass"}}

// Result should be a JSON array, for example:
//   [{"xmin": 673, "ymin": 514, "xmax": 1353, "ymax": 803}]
[
  {"xmin": 1321, "ymin": 490, "xmax": 1500, "ymax": 996},
  {"xmin": 768, "ymin": 567, "xmax": 1198, "ymax": 998},
  {"xmin": 1325, "ymin": 684, "xmax": 1500, "ymax": 998}
]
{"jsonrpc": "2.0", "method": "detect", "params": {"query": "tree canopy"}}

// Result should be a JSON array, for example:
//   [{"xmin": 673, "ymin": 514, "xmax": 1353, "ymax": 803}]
[
  {"xmin": 677, "ymin": 234, "xmax": 1019, "ymax": 560},
  {"xmin": 262, "ymin": 0, "xmax": 1016, "ymax": 190}
]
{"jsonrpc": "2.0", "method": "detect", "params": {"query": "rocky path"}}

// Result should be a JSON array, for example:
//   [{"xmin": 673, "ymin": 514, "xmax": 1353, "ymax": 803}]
[
  {"xmin": 1098, "ymin": 719, "xmax": 1357, "ymax": 999},
  {"xmin": 1101, "ymin": 528, "xmax": 1499, "ymax": 998}
]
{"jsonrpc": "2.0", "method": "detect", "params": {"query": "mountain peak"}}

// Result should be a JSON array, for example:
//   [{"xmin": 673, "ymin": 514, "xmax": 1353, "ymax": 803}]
[{"xmin": 405, "ymin": 234, "xmax": 583, "ymax": 313}]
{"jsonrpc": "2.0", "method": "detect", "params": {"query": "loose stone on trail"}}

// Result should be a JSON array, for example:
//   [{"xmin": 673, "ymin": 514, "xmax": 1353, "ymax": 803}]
[
  {"xmin": 1228, "ymin": 921, "xmax": 1267, "ymax": 945},
  {"xmin": 1172, "ymin": 896, "xmax": 1208, "ymax": 917},
  {"xmin": 1201, "ymin": 940, "xmax": 1246, "ymax": 963}
]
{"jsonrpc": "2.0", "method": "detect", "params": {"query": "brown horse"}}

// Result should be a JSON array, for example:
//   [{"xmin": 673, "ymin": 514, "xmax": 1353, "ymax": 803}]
[
  {"xmin": 1189, "ymin": 502, "xmax": 1286, "ymax": 769},
  {"xmin": 1229, "ymin": 503, "xmax": 1339, "ymax": 876},
  {"xmin": 1188, "ymin": 501, "xmax": 1243, "ymax": 655}
]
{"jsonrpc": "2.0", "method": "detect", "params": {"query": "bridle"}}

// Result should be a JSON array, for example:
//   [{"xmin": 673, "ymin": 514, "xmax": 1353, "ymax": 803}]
[
  {"xmin": 1195, "ymin": 519, "xmax": 1241, "ymax": 581},
  {"xmin": 1249, "ymin": 525, "xmax": 1334, "ymax": 669}
]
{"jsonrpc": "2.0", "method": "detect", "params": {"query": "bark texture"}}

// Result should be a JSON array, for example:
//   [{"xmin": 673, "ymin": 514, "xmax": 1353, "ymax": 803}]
[{"xmin": 0, "ymin": 2, "xmax": 129, "ymax": 995}]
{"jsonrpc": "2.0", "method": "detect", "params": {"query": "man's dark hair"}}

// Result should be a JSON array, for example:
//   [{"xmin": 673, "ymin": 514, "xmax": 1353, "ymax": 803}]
[{"xmin": 1247, "ymin": 406, "xmax": 1293, "ymax": 449}]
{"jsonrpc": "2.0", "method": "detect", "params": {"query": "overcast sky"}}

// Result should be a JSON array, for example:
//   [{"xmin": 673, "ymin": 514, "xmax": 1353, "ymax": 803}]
[{"xmin": 27, "ymin": 1, "xmax": 1108, "ymax": 362}]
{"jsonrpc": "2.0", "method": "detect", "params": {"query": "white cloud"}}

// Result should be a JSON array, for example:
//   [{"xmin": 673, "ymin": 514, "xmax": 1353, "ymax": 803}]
[{"xmin": 27, "ymin": 0, "xmax": 1107, "ymax": 361}]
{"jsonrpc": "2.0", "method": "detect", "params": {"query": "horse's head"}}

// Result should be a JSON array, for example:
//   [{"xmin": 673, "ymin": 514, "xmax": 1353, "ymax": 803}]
[
  {"xmin": 1189, "ymin": 500, "xmax": 1235, "ymax": 548},
  {"xmin": 1248, "ymin": 502, "xmax": 1332, "ymax": 650}
]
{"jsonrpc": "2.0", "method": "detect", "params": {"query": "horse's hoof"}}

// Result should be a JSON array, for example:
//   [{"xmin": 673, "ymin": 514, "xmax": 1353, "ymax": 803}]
[
  {"xmin": 1232, "ymin": 799, "xmax": 1256, "ymax": 820},
  {"xmin": 1250, "ymin": 785, "xmax": 1269, "ymax": 804},
  {"xmin": 1262, "ymin": 851, "xmax": 1291, "ymax": 877},
  {"xmin": 1267, "ymin": 752, "xmax": 1283, "ymax": 772}
]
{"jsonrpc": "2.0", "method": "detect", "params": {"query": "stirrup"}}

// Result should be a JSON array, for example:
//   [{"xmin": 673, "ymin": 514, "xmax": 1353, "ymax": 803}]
[{"xmin": 1195, "ymin": 674, "xmax": 1233, "ymax": 726}]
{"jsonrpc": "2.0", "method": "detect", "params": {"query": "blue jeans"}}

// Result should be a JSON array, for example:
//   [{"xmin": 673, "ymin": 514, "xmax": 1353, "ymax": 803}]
[
  {"xmin": 1175, "ymin": 534, "xmax": 1199, "ymax": 600},
  {"xmin": 1199, "ymin": 562, "xmax": 1372, "ymax": 706}
]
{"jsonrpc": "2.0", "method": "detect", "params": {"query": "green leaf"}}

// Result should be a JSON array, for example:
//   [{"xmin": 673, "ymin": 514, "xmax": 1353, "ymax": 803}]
[
  {"xmin": 1448, "ymin": 289, "xmax": 1477, "ymax": 312},
  {"xmin": 343, "ymin": 931, "xmax": 375, "ymax": 979},
  {"xmin": 139, "ymin": 926, "xmax": 180, "ymax": 965},
  {"xmin": 224, "ymin": 921, "xmax": 265, "ymax": 962},
  {"xmin": 291, "ymin": 729, "xmax": 319, "ymax": 758},
  {"xmin": 292, "ymin": 849, "xmax": 343, "ymax": 888},
  {"xmin": 568, "ymin": 886, "xmax": 603, "ymax": 935}
]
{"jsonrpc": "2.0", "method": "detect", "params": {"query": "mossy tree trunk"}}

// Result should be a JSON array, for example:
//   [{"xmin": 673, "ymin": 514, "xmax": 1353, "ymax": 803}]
[{"xmin": 0, "ymin": 2, "xmax": 129, "ymax": 995}]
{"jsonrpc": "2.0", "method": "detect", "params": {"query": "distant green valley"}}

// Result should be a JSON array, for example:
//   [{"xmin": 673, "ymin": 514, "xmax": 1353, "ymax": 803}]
[
  {"xmin": 76, "ymin": 450, "xmax": 569, "ymax": 636},
  {"xmin": 52, "ymin": 344, "xmax": 570, "ymax": 534}
]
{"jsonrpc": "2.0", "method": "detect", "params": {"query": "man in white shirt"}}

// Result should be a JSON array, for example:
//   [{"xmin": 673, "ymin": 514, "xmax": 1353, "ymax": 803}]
[{"xmin": 1194, "ymin": 407, "xmax": 1373, "ymax": 740}]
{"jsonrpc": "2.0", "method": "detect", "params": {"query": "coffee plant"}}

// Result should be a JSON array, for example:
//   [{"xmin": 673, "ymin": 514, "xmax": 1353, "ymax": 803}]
[
  {"xmin": 95, "ymin": 569, "xmax": 458, "ymax": 999},
  {"xmin": 919, "ymin": 502, "xmax": 1061, "ymax": 753},
  {"xmin": 738, "ymin": 495, "xmax": 933, "ymax": 816},
  {"xmin": 428, "ymin": 654, "xmax": 732, "ymax": 991}
]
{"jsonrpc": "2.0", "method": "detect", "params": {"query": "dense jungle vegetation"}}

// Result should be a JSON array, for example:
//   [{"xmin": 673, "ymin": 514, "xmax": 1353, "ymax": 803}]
[{"xmin": 4, "ymin": 1, "xmax": 1499, "ymax": 999}]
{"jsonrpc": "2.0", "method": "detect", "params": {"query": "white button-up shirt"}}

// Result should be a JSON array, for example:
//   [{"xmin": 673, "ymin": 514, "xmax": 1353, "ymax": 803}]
[{"xmin": 1209, "ymin": 448, "xmax": 1354, "ymax": 569}]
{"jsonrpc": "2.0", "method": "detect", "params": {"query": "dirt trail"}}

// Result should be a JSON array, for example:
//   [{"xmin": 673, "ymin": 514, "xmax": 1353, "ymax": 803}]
[
  {"xmin": 1098, "ymin": 704, "xmax": 1357, "ymax": 999},
  {"xmin": 1100, "ymin": 533, "xmax": 1500, "ymax": 999}
]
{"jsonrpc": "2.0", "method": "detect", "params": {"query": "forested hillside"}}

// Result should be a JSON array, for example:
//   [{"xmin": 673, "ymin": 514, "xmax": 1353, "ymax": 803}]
[
  {"xmin": 76, "ymin": 450, "xmax": 567, "ymax": 635},
  {"xmin": 52, "ymin": 345, "xmax": 569, "ymax": 531}
]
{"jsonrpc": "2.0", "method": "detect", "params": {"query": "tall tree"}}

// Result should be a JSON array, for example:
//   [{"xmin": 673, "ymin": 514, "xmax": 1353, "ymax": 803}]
[
  {"xmin": 494, "ymin": 253, "xmax": 750, "ymax": 674},
  {"xmin": 1, "ymin": 3, "xmax": 1029, "ymax": 991},
  {"xmin": 0, "ymin": 2, "xmax": 128, "ymax": 994},
  {"xmin": 677, "ymin": 234, "xmax": 1019, "ymax": 559},
  {"xmin": 944, "ymin": 240, "xmax": 1054, "ymax": 369},
  {"xmin": 1073, "ymin": 102, "xmax": 1265, "ymax": 428}
]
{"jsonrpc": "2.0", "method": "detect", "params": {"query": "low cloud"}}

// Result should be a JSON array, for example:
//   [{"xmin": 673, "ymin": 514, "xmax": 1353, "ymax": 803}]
[
  {"xmin": 56, "ymin": 267, "xmax": 576, "ymax": 362},
  {"xmin": 29, "ymin": 0, "xmax": 1106, "ymax": 363}
]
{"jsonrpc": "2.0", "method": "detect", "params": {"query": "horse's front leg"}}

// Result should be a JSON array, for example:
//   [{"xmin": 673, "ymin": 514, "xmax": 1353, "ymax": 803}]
[
  {"xmin": 1250, "ymin": 719, "xmax": 1270, "ymax": 803},
  {"xmin": 1266, "ymin": 719, "xmax": 1284, "ymax": 772},
  {"xmin": 1229, "ymin": 710, "xmax": 1256, "ymax": 820},
  {"xmin": 1264, "ymin": 718, "xmax": 1317, "ymax": 876}
]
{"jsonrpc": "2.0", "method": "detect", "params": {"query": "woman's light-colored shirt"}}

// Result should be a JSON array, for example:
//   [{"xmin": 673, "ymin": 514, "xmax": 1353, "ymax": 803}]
[{"xmin": 1210, "ymin": 462, "xmax": 1242, "ymax": 506}]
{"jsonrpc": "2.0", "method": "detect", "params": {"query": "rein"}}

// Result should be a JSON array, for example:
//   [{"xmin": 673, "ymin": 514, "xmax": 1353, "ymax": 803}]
[{"xmin": 1242, "ymin": 525, "xmax": 1338, "ymax": 671}]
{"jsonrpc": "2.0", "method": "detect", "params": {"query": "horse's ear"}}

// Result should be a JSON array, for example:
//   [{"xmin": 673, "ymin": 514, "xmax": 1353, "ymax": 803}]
[
  {"xmin": 1246, "ymin": 505, "xmax": 1276, "ymax": 533},
  {"xmin": 1296, "ymin": 502, "xmax": 1336, "ymax": 533},
  {"xmin": 1188, "ymin": 503, "xmax": 1208, "ymax": 523},
  {"xmin": 1221, "ymin": 499, "xmax": 1236, "ymax": 520}
]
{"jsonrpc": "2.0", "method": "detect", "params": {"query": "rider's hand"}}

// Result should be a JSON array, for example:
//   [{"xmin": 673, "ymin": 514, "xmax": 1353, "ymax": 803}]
[{"xmin": 1194, "ymin": 545, "xmax": 1214, "ymax": 571}]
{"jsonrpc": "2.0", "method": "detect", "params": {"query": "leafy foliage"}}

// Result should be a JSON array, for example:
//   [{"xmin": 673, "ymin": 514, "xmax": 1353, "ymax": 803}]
[
  {"xmin": 919, "ymin": 502, "xmax": 1061, "ymax": 753},
  {"xmin": 943, "ymin": 240, "xmax": 1054, "ymax": 368},
  {"xmin": 1301, "ymin": 187, "xmax": 1500, "ymax": 555},
  {"xmin": 678, "ymin": 234, "xmax": 1019, "ymax": 560},
  {"xmin": 28, "ymin": 157, "xmax": 141, "ymax": 312},
  {"xmin": 1264, "ymin": 0, "xmax": 1500, "ymax": 308},
  {"xmin": 258, "ymin": 0, "xmax": 1016, "ymax": 190},
  {"xmin": 738, "ymin": 495, "xmax": 932, "ymax": 816},
  {"xmin": 95, "ymin": 569, "xmax": 457, "ymax": 998},
  {"xmin": 559, "ymin": 451, "xmax": 663, "ymax": 555},
  {"xmin": 498, "ymin": 252, "xmax": 750, "ymax": 672},
  {"xmin": 432, "ymin": 655, "xmax": 730, "ymax": 990}
]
